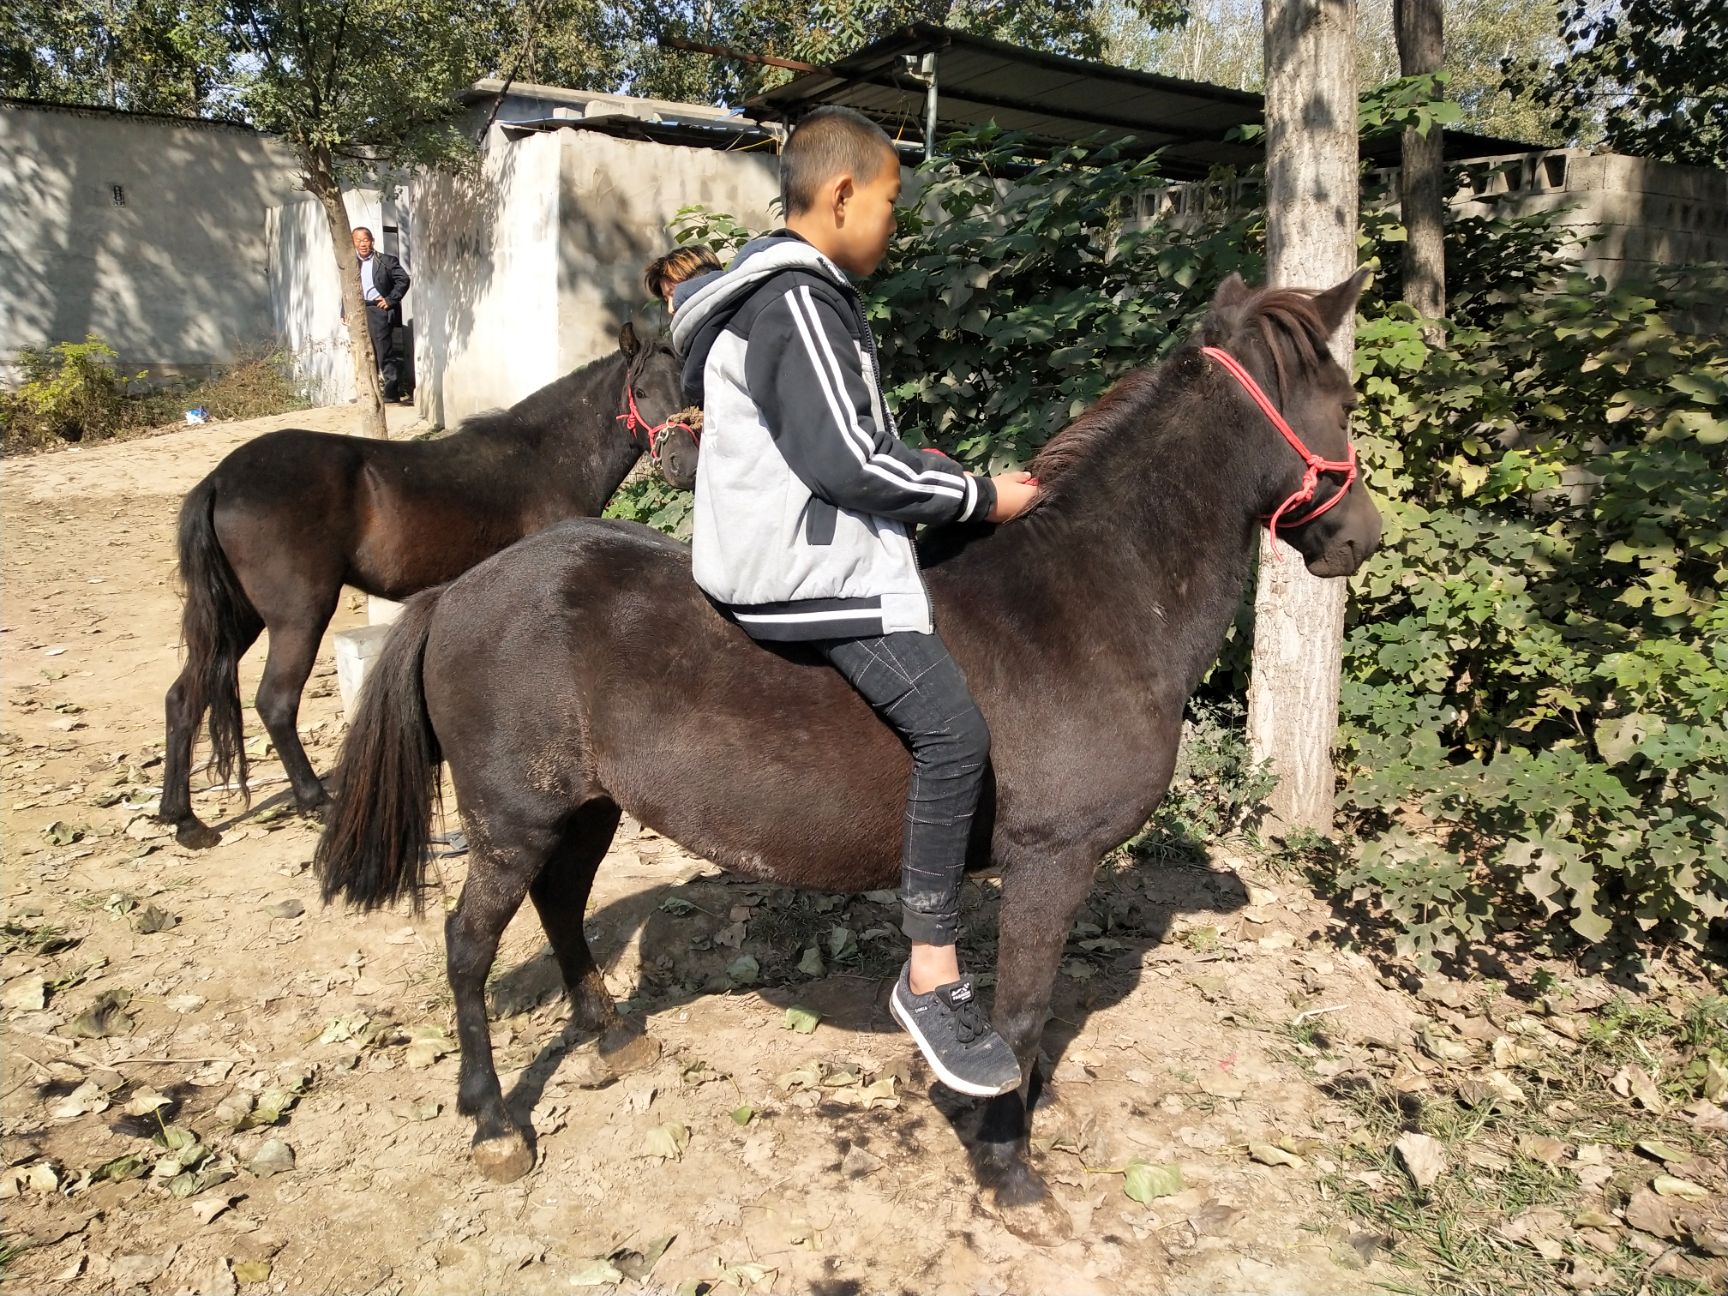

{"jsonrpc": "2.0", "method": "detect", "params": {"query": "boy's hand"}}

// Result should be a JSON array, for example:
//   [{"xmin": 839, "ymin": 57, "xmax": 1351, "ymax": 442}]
[{"xmin": 986, "ymin": 471, "xmax": 1039, "ymax": 523}]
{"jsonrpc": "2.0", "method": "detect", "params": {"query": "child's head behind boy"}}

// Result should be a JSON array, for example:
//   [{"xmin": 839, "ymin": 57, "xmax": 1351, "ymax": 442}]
[{"xmin": 781, "ymin": 107, "xmax": 902, "ymax": 279}]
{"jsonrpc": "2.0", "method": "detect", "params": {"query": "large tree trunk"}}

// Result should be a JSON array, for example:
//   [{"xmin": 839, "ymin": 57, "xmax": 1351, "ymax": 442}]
[
  {"xmin": 304, "ymin": 144, "xmax": 387, "ymax": 440},
  {"xmin": 1396, "ymin": 0, "xmax": 1446, "ymax": 331},
  {"xmin": 1248, "ymin": 0, "xmax": 1360, "ymax": 834}
]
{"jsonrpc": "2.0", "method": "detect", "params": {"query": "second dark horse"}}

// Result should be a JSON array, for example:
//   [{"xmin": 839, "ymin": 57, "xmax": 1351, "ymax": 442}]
[{"xmin": 158, "ymin": 322, "xmax": 685, "ymax": 848}]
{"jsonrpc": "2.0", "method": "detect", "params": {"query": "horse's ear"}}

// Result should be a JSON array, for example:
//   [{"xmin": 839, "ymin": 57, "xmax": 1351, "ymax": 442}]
[
  {"xmin": 1212, "ymin": 273, "xmax": 1251, "ymax": 311},
  {"xmin": 1200, "ymin": 272, "xmax": 1253, "ymax": 345},
  {"xmin": 619, "ymin": 320, "xmax": 640, "ymax": 358},
  {"xmin": 1310, "ymin": 267, "xmax": 1371, "ymax": 336}
]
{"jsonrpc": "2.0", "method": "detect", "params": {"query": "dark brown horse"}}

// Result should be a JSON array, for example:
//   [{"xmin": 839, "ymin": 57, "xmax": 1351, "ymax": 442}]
[
  {"xmin": 159, "ymin": 321, "xmax": 685, "ymax": 848},
  {"xmin": 314, "ymin": 274, "xmax": 1381, "ymax": 1242}
]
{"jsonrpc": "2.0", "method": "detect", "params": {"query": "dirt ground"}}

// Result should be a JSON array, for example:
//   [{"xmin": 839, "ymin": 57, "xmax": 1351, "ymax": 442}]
[{"xmin": 2, "ymin": 409, "xmax": 1723, "ymax": 1296}]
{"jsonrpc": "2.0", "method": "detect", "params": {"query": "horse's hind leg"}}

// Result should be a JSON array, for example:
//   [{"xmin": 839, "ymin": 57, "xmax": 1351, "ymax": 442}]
[
  {"xmin": 253, "ymin": 601, "xmax": 339, "ymax": 814},
  {"xmin": 447, "ymin": 822, "xmax": 553, "ymax": 1183},
  {"xmin": 973, "ymin": 849, "xmax": 1099, "ymax": 1245},
  {"xmin": 529, "ymin": 800, "xmax": 661, "ymax": 1078},
  {"xmin": 160, "ymin": 617, "xmax": 262, "ymax": 848}
]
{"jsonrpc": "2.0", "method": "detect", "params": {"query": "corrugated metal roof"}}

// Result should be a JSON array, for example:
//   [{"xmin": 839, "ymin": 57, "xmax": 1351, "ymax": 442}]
[
  {"xmin": 498, "ymin": 113, "xmax": 777, "ymax": 152},
  {"xmin": 746, "ymin": 24, "xmax": 1539, "ymax": 176}
]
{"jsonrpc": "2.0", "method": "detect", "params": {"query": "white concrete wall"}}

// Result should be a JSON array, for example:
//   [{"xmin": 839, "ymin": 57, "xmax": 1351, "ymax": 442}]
[
  {"xmin": 553, "ymin": 131, "xmax": 780, "ymax": 376},
  {"xmin": 265, "ymin": 188, "xmax": 392, "ymax": 407},
  {"xmin": 0, "ymin": 102, "xmax": 303, "ymax": 379},
  {"xmin": 409, "ymin": 127, "xmax": 564, "ymax": 426},
  {"xmin": 406, "ymin": 126, "xmax": 779, "ymax": 428}
]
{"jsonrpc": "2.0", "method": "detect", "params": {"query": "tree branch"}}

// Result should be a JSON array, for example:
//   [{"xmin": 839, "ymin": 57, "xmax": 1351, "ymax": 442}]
[{"xmin": 477, "ymin": 0, "xmax": 552, "ymax": 143}]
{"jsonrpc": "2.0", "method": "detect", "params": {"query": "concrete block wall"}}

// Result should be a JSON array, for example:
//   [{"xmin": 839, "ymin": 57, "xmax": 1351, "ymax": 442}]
[
  {"xmin": 1135, "ymin": 148, "xmax": 1727, "ymax": 299},
  {"xmin": 1444, "ymin": 149, "xmax": 1728, "ymax": 286}
]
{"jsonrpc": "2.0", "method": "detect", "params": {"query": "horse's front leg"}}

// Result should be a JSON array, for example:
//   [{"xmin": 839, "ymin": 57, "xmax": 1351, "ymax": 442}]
[{"xmin": 975, "ymin": 850, "xmax": 1098, "ymax": 1244}]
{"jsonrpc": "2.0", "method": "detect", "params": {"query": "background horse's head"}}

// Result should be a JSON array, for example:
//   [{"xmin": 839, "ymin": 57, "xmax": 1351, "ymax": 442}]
[
  {"xmin": 1198, "ymin": 272, "xmax": 1382, "ymax": 577},
  {"xmin": 620, "ymin": 315, "xmax": 698, "ymax": 489}
]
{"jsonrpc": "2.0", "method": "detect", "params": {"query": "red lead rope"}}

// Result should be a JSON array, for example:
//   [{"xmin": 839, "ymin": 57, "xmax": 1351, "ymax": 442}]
[
  {"xmin": 619, "ymin": 382, "xmax": 700, "ymax": 463},
  {"xmin": 1200, "ymin": 344, "xmax": 1358, "ymax": 560}
]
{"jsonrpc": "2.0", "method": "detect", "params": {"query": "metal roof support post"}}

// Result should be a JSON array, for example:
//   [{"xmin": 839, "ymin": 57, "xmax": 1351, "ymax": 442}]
[
  {"xmin": 903, "ymin": 52, "xmax": 939, "ymax": 160},
  {"xmin": 923, "ymin": 53, "xmax": 939, "ymax": 160}
]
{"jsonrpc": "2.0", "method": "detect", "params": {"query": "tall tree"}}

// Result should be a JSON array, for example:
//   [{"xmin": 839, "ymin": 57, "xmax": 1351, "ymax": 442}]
[
  {"xmin": 1247, "ymin": 0, "xmax": 1359, "ymax": 832},
  {"xmin": 1442, "ymin": 0, "xmax": 1564, "ymax": 143},
  {"xmin": 1507, "ymin": 0, "xmax": 1728, "ymax": 168},
  {"xmin": 1395, "ymin": 0, "xmax": 1445, "ymax": 329},
  {"xmin": 224, "ymin": 0, "xmax": 489, "ymax": 437},
  {"xmin": 1, "ymin": 0, "xmax": 230, "ymax": 114}
]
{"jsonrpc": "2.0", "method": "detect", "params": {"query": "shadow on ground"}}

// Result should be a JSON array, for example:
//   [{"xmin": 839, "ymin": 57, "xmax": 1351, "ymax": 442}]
[{"xmin": 488, "ymin": 834, "xmax": 1251, "ymax": 1158}]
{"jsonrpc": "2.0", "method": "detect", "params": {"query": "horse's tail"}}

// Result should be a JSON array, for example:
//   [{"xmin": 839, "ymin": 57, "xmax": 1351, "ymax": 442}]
[
  {"xmin": 176, "ymin": 476, "xmax": 256, "ymax": 799},
  {"xmin": 315, "ymin": 587, "xmax": 445, "ymax": 912}
]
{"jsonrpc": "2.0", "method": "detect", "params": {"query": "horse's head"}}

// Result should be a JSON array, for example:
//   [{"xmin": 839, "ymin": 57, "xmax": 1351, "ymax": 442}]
[
  {"xmin": 619, "ymin": 316, "xmax": 698, "ymax": 488},
  {"xmin": 1199, "ymin": 272, "xmax": 1382, "ymax": 578}
]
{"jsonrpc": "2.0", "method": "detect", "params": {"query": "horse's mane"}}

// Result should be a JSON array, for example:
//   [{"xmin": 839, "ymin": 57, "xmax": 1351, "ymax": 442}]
[
  {"xmin": 1026, "ymin": 288, "xmax": 1332, "ymax": 490},
  {"xmin": 456, "ymin": 345, "xmax": 628, "ymax": 440}
]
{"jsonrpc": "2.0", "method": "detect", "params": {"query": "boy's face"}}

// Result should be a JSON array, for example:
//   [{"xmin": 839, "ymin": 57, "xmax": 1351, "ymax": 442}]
[{"xmin": 827, "ymin": 148, "xmax": 902, "ymax": 278}]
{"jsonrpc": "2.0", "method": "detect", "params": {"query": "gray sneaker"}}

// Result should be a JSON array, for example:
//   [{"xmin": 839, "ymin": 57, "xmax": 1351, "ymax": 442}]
[{"xmin": 889, "ymin": 963, "xmax": 1022, "ymax": 1098}]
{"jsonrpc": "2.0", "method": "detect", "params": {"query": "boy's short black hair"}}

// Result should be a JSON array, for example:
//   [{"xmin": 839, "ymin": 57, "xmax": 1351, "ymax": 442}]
[{"xmin": 780, "ymin": 106, "xmax": 898, "ymax": 215}]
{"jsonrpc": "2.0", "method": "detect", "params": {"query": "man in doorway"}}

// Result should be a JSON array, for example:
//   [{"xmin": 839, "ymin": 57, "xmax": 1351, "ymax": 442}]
[{"xmin": 351, "ymin": 227, "xmax": 411, "ymax": 403}]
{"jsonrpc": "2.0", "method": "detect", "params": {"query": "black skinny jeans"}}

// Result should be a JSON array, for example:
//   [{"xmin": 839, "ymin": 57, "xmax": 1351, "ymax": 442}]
[{"xmin": 821, "ymin": 630, "xmax": 990, "ymax": 947}]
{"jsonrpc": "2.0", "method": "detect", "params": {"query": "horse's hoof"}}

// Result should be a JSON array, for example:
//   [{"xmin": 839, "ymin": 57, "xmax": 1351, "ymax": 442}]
[
  {"xmin": 173, "ymin": 819, "xmax": 221, "ymax": 850},
  {"xmin": 598, "ymin": 1023, "xmax": 662, "ymax": 1077},
  {"xmin": 982, "ymin": 1162, "xmax": 1072, "ymax": 1246},
  {"xmin": 989, "ymin": 1184, "xmax": 1074, "ymax": 1247},
  {"xmin": 471, "ymin": 1129, "xmax": 534, "ymax": 1183}
]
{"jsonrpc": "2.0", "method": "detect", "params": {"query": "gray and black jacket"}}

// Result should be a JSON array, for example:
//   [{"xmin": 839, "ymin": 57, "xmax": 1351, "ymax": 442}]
[{"xmin": 671, "ymin": 232, "xmax": 995, "ymax": 641}]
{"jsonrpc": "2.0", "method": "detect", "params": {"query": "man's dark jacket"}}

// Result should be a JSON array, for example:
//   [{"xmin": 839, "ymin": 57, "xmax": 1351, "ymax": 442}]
[{"xmin": 359, "ymin": 251, "xmax": 411, "ymax": 322}]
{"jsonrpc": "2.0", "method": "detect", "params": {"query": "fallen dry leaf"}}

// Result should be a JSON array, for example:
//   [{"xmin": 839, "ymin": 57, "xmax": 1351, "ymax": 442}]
[
  {"xmin": 247, "ymin": 1140, "xmax": 294, "ymax": 1178},
  {"xmin": 1187, "ymin": 1199, "xmax": 1244, "ymax": 1237},
  {"xmin": 641, "ymin": 1123, "xmax": 689, "ymax": 1161},
  {"xmin": 1652, "ymin": 1174, "xmax": 1710, "ymax": 1201},
  {"xmin": 64, "ymin": 989, "xmax": 133, "ymax": 1038},
  {"xmin": 1516, "ymin": 1133, "xmax": 1567, "ymax": 1164},
  {"xmin": 567, "ymin": 1258, "xmax": 624, "ymax": 1286},
  {"xmin": 123, "ymin": 1087, "xmax": 172, "ymax": 1117},
  {"xmin": 1625, "ymin": 1187, "xmax": 1683, "ymax": 1240},
  {"xmin": 1247, "ymin": 1142, "xmax": 1304, "ymax": 1168},
  {"xmin": 1610, "ymin": 1064, "xmax": 1665, "ymax": 1112},
  {"xmin": 2, "ymin": 976, "xmax": 47, "ymax": 1011},
  {"xmin": 1393, "ymin": 1131, "xmax": 1447, "ymax": 1190}
]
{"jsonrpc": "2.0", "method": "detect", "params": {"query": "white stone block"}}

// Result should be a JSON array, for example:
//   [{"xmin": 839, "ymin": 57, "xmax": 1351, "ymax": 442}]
[{"xmin": 334, "ymin": 624, "xmax": 395, "ymax": 719}]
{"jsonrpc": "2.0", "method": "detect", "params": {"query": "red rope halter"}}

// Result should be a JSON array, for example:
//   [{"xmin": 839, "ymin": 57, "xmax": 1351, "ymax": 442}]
[
  {"xmin": 618, "ymin": 380, "xmax": 699, "ymax": 465},
  {"xmin": 1200, "ymin": 344, "xmax": 1358, "ymax": 560}
]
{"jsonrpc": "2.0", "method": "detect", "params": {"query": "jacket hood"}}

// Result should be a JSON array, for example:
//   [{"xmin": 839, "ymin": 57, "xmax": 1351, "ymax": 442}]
[{"xmin": 671, "ymin": 234, "xmax": 852, "ymax": 406}]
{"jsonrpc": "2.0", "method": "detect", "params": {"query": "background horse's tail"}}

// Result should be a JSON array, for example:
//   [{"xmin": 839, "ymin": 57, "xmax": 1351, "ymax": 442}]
[
  {"xmin": 176, "ymin": 476, "xmax": 257, "ymax": 798},
  {"xmin": 315, "ymin": 587, "xmax": 445, "ymax": 911}
]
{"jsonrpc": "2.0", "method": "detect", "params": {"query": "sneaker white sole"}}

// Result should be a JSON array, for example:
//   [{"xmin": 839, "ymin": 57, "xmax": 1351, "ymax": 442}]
[{"xmin": 890, "ymin": 988, "xmax": 1022, "ymax": 1098}]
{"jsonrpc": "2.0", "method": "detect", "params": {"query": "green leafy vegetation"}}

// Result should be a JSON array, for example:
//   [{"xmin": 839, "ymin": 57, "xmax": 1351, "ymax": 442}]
[
  {"xmin": 1340, "ymin": 249, "xmax": 1728, "ymax": 963},
  {"xmin": 1, "ymin": 336, "xmax": 307, "ymax": 452}
]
